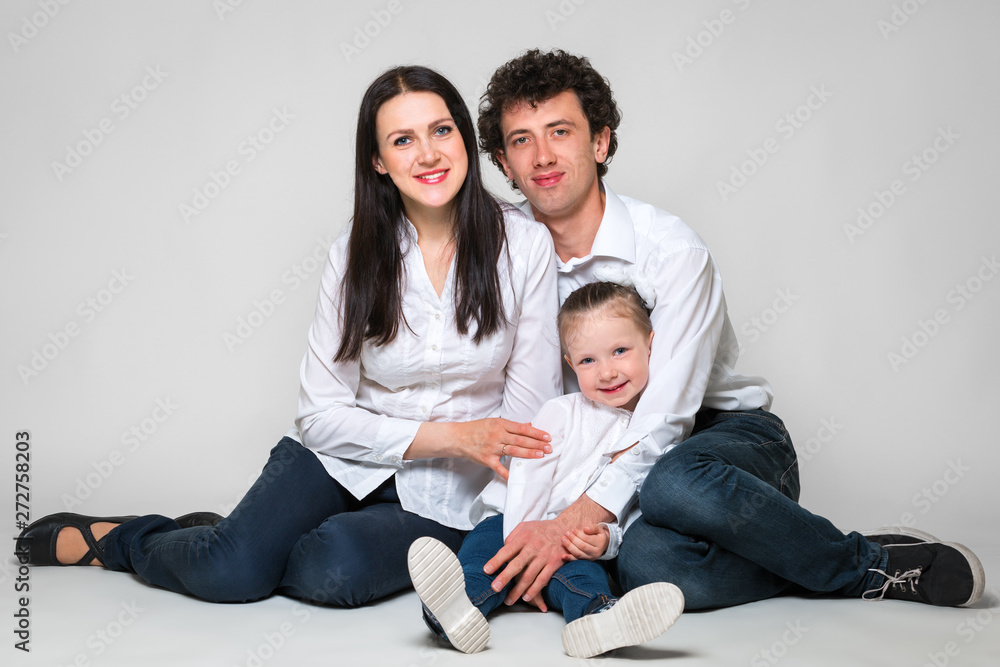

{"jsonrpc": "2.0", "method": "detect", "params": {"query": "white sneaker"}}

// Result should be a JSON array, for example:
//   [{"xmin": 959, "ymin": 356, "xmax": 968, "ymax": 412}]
[
  {"xmin": 561, "ymin": 582, "xmax": 685, "ymax": 658},
  {"xmin": 407, "ymin": 537, "xmax": 490, "ymax": 654}
]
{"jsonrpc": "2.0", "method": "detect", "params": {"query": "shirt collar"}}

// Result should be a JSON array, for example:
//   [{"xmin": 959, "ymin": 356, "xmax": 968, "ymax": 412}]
[{"xmin": 515, "ymin": 179, "xmax": 636, "ymax": 266}]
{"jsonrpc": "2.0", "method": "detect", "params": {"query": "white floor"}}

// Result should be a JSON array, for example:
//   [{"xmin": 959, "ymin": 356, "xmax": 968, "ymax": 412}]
[{"xmin": 8, "ymin": 541, "xmax": 1000, "ymax": 667}]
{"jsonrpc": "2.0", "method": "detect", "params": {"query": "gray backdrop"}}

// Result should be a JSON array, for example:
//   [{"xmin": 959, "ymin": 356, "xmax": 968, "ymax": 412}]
[{"xmin": 3, "ymin": 1, "xmax": 997, "ymax": 554}]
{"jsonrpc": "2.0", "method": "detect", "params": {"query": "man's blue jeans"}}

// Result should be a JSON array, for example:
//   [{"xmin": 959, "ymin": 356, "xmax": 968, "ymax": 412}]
[
  {"xmin": 617, "ymin": 409, "xmax": 889, "ymax": 610},
  {"xmin": 100, "ymin": 437, "xmax": 465, "ymax": 606},
  {"xmin": 459, "ymin": 515, "xmax": 613, "ymax": 623}
]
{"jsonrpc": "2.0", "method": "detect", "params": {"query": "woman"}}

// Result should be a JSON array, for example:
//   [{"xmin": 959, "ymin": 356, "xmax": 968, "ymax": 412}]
[{"xmin": 18, "ymin": 66, "xmax": 562, "ymax": 607}]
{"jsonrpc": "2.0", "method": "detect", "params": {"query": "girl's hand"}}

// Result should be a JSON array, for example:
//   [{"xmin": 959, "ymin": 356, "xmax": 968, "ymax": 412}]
[
  {"xmin": 561, "ymin": 524, "xmax": 609, "ymax": 561},
  {"xmin": 407, "ymin": 419, "xmax": 551, "ymax": 480}
]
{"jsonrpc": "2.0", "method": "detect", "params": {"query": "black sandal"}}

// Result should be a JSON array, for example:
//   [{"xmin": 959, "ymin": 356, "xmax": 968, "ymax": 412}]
[{"xmin": 16, "ymin": 513, "xmax": 137, "ymax": 566}]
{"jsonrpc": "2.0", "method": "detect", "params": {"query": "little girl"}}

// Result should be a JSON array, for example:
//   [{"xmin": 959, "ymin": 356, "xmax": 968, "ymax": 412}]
[{"xmin": 407, "ymin": 281, "xmax": 684, "ymax": 659}]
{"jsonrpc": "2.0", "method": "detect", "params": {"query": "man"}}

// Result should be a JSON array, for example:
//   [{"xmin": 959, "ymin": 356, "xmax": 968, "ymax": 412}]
[{"xmin": 476, "ymin": 49, "xmax": 984, "ymax": 611}]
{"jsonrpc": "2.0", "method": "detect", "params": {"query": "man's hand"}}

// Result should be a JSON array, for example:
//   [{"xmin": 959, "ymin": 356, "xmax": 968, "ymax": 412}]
[
  {"xmin": 483, "ymin": 519, "xmax": 567, "ymax": 611},
  {"xmin": 483, "ymin": 495, "xmax": 615, "ymax": 610}
]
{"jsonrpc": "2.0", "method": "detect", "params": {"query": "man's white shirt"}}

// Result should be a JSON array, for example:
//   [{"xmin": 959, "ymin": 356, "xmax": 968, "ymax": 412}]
[{"xmin": 517, "ymin": 181, "xmax": 773, "ymax": 521}]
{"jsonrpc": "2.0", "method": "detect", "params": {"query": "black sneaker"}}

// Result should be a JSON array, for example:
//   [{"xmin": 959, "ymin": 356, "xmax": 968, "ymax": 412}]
[
  {"xmin": 863, "ymin": 541, "xmax": 985, "ymax": 607},
  {"xmin": 862, "ymin": 526, "xmax": 939, "ymax": 547}
]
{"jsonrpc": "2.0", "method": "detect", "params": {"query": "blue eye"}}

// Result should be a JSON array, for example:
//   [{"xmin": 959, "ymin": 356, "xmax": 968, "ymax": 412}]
[
  {"xmin": 393, "ymin": 136, "xmax": 411, "ymax": 146},
  {"xmin": 614, "ymin": 347, "xmax": 627, "ymax": 355},
  {"xmin": 434, "ymin": 125, "xmax": 452, "ymax": 136},
  {"xmin": 579, "ymin": 357, "xmax": 594, "ymax": 365}
]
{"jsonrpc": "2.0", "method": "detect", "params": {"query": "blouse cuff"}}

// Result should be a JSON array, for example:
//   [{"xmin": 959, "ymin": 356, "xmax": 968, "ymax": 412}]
[
  {"xmin": 369, "ymin": 415, "xmax": 420, "ymax": 468},
  {"xmin": 598, "ymin": 521, "xmax": 622, "ymax": 560}
]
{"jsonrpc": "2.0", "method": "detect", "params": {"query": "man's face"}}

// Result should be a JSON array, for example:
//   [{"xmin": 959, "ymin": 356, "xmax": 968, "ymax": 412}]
[{"xmin": 496, "ymin": 90, "xmax": 609, "ymax": 225}]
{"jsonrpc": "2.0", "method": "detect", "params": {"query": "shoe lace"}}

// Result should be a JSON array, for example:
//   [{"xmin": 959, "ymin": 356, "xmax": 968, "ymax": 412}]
[{"xmin": 862, "ymin": 567, "xmax": 922, "ymax": 600}]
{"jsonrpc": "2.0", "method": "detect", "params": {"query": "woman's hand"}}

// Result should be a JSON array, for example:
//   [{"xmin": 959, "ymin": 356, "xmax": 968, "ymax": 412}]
[
  {"xmin": 407, "ymin": 419, "xmax": 551, "ymax": 480},
  {"xmin": 562, "ymin": 524, "xmax": 610, "ymax": 561}
]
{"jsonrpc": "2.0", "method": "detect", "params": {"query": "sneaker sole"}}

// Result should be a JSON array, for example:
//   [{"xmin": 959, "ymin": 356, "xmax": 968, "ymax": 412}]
[
  {"xmin": 407, "ymin": 537, "xmax": 489, "ymax": 653},
  {"xmin": 948, "ymin": 541, "xmax": 987, "ymax": 607},
  {"xmin": 862, "ymin": 526, "xmax": 940, "ymax": 543},
  {"xmin": 561, "ymin": 582, "xmax": 684, "ymax": 659}
]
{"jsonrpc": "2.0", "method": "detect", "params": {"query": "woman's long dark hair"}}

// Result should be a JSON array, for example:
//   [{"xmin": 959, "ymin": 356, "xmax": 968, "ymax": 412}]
[{"xmin": 334, "ymin": 66, "xmax": 508, "ymax": 363}]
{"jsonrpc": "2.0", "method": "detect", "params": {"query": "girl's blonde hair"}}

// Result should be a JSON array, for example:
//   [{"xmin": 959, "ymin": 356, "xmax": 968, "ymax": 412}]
[{"xmin": 557, "ymin": 281, "xmax": 653, "ymax": 353}]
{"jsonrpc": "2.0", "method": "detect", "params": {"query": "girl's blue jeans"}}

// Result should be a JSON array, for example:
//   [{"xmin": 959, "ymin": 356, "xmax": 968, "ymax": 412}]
[{"xmin": 458, "ymin": 514, "xmax": 613, "ymax": 624}]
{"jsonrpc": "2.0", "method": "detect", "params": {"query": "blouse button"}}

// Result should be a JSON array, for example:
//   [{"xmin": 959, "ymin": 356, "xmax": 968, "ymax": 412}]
[
  {"xmin": 375, "ymin": 454, "xmax": 382, "ymax": 461},
  {"xmin": 435, "ymin": 312, "xmax": 441, "ymax": 320},
  {"xmin": 431, "ymin": 344, "xmax": 438, "ymax": 351}
]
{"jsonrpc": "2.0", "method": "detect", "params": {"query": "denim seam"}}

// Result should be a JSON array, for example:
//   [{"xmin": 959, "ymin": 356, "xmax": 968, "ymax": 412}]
[
  {"xmin": 469, "ymin": 587, "xmax": 502, "ymax": 607},
  {"xmin": 714, "ymin": 412, "xmax": 786, "ymax": 432},
  {"xmin": 551, "ymin": 572, "xmax": 597, "ymax": 600}
]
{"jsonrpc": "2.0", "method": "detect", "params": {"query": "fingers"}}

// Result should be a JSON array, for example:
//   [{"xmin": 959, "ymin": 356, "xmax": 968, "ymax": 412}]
[
  {"xmin": 504, "ymin": 557, "xmax": 542, "ymax": 604},
  {"xmin": 483, "ymin": 542, "xmax": 517, "ymax": 577},
  {"xmin": 563, "ymin": 540, "xmax": 589, "ymax": 560},
  {"xmin": 521, "ymin": 561, "xmax": 561, "ymax": 605},
  {"xmin": 498, "ymin": 420, "xmax": 552, "ymax": 457},
  {"xmin": 507, "ymin": 419, "xmax": 551, "ymax": 443},
  {"xmin": 490, "ymin": 459, "xmax": 509, "ymax": 482},
  {"xmin": 522, "ymin": 595, "xmax": 547, "ymax": 612}
]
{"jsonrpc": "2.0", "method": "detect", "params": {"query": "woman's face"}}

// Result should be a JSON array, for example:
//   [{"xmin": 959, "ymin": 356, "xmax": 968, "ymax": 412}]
[{"xmin": 373, "ymin": 91, "xmax": 469, "ymax": 223}]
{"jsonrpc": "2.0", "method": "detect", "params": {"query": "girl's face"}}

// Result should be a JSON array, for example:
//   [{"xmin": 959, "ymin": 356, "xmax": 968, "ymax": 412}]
[
  {"xmin": 373, "ymin": 91, "xmax": 469, "ymax": 223},
  {"xmin": 563, "ymin": 312, "xmax": 653, "ymax": 412}
]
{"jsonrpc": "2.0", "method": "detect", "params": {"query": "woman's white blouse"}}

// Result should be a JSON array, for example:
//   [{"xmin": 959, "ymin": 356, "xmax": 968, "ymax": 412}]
[{"xmin": 285, "ymin": 207, "xmax": 562, "ymax": 530}]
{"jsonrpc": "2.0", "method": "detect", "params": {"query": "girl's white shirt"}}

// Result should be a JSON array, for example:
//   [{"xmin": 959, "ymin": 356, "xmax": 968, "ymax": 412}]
[
  {"xmin": 286, "ymin": 207, "xmax": 562, "ymax": 530},
  {"xmin": 471, "ymin": 392, "xmax": 638, "ymax": 559}
]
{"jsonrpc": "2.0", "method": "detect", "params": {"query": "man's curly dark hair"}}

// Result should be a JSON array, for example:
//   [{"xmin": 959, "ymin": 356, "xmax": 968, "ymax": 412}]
[{"xmin": 477, "ymin": 49, "xmax": 621, "ymax": 189}]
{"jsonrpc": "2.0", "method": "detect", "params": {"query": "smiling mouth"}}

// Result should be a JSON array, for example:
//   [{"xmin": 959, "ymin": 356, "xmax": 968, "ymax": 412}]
[
  {"xmin": 415, "ymin": 170, "xmax": 448, "ymax": 183},
  {"xmin": 532, "ymin": 172, "xmax": 563, "ymax": 187},
  {"xmin": 599, "ymin": 382, "xmax": 627, "ymax": 394}
]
